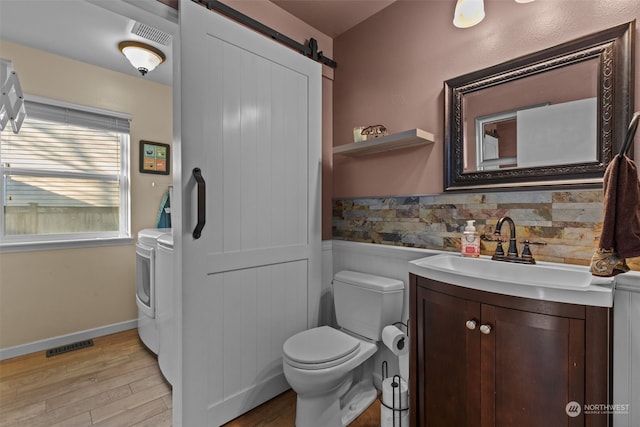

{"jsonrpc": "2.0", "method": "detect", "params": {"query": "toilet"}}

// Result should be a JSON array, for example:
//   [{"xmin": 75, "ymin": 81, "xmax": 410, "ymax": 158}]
[{"xmin": 282, "ymin": 270, "xmax": 404, "ymax": 427}]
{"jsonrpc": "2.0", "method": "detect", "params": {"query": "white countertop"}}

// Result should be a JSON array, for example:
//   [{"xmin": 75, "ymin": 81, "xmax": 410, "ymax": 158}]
[{"xmin": 409, "ymin": 254, "xmax": 616, "ymax": 307}]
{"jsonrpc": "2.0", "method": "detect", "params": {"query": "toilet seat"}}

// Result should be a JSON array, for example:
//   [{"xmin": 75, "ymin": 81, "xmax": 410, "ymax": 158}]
[{"xmin": 283, "ymin": 326, "xmax": 361, "ymax": 370}]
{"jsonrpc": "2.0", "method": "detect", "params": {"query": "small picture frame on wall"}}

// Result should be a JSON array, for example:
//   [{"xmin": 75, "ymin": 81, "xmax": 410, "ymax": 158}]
[{"xmin": 140, "ymin": 140, "xmax": 170, "ymax": 175}]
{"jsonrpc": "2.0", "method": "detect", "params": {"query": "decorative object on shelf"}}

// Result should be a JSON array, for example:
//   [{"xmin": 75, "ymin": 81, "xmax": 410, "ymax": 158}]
[
  {"xmin": 0, "ymin": 59, "xmax": 26, "ymax": 134},
  {"xmin": 335, "ymin": 128, "xmax": 434, "ymax": 157},
  {"xmin": 353, "ymin": 126, "xmax": 367, "ymax": 142},
  {"xmin": 362, "ymin": 124, "xmax": 388, "ymax": 139},
  {"xmin": 353, "ymin": 125, "xmax": 388, "ymax": 142},
  {"xmin": 118, "ymin": 41, "xmax": 166, "ymax": 76},
  {"xmin": 140, "ymin": 140, "xmax": 170, "ymax": 175}
]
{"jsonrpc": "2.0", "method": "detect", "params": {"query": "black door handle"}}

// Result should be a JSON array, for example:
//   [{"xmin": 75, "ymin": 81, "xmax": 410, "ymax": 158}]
[{"xmin": 192, "ymin": 167, "xmax": 205, "ymax": 239}]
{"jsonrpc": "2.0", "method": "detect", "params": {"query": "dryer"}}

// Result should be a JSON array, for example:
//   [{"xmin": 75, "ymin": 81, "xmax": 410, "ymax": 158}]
[
  {"xmin": 136, "ymin": 228, "xmax": 171, "ymax": 354},
  {"xmin": 156, "ymin": 232, "xmax": 175, "ymax": 384}
]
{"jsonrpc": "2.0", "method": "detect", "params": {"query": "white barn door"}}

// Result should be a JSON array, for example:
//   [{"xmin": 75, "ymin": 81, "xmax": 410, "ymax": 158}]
[{"xmin": 174, "ymin": 1, "xmax": 322, "ymax": 425}]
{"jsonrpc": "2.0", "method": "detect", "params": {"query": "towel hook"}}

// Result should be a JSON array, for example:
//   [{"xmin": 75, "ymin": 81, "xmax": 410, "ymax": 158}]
[{"xmin": 618, "ymin": 112, "xmax": 640, "ymax": 158}]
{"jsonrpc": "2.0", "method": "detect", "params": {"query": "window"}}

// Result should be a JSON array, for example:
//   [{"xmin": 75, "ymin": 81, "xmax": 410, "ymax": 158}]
[{"xmin": 0, "ymin": 96, "xmax": 131, "ymax": 251}]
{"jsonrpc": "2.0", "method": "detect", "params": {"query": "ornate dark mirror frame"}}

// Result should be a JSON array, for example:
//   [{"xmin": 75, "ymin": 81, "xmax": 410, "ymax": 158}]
[{"xmin": 444, "ymin": 21, "xmax": 635, "ymax": 192}]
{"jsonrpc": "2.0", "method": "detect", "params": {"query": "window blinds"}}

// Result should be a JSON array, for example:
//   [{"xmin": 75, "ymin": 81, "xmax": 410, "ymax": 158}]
[{"xmin": 25, "ymin": 99, "xmax": 130, "ymax": 133}]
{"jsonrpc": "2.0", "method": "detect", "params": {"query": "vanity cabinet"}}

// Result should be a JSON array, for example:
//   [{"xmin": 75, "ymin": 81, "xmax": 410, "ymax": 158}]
[{"xmin": 409, "ymin": 274, "xmax": 611, "ymax": 427}]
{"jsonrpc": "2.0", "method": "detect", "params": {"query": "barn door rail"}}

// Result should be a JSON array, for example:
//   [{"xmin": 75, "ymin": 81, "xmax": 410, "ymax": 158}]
[{"xmin": 193, "ymin": 0, "xmax": 337, "ymax": 68}]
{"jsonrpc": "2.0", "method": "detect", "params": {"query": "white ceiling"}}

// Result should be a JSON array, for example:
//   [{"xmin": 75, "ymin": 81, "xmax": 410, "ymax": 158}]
[
  {"xmin": 0, "ymin": 0, "xmax": 178, "ymax": 86},
  {"xmin": 0, "ymin": 0, "xmax": 394, "ymax": 87}
]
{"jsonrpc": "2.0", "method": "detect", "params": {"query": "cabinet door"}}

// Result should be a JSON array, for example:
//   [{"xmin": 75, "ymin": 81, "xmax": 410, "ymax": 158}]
[
  {"xmin": 416, "ymin": 286, "xmax": 481, "ymax": 427},
  {"xmin": 482, "ymin": 304, "xmax": 585, "ymax": 427}
]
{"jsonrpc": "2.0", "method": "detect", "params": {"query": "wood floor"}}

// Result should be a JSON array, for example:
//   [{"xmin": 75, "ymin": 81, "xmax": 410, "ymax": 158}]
[{"xmin": 0, "ymin": 329, "xmax": 381, "ymax": 427}]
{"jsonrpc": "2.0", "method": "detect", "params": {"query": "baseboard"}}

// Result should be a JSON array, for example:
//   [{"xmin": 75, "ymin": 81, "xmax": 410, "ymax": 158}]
[{"xmin": 0, "ymin": 319, "xmax": 138, "ymax": 361}]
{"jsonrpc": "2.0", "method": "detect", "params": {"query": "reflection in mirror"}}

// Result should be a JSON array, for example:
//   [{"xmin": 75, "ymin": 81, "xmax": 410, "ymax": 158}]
[
  {"xmin": 471, "ymin": 97, "xmax": 598, "ymax": 172},
  {"xmin": 465, "ymin": 59, "xmax": 598, "ymax": 173},
  {"xmin": 445, "ymin": 21, "xmax": 634, "ymax": 191},
  {"xmin": 472, "ymin": 105, "xmax": 544, "ymax": 171}
]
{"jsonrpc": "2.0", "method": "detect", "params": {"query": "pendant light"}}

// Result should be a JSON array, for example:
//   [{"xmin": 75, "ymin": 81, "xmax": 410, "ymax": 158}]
[
  {"xmin": 118, "ymin": 41, "xmax": 166, "ymax": 76},
  {"xmin": 453, "ymin": 0, "xmax": 535, "ymax": 29},
  {"xmin": 453, "ymin": 0, "xmax": 485, "ymax": 28}
]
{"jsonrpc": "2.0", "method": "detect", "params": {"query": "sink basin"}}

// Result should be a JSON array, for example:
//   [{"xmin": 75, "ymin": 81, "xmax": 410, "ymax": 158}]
[
  {"xmin": 408, "ymin": 254, "xmax": 615, "ymax": 307},
  {"xmin": 415, "ymin": 254, "xmax": 592, "ymax": 288}
]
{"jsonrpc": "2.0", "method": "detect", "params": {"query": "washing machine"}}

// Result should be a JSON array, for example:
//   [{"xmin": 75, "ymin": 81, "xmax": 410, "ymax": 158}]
[
  {"xmin": 156, "ymin": 232, "xmax": 175, "ymax": 385},
  {"xmin": 136, "ymin": 228, "xmax": 171, "ymax": 354}
]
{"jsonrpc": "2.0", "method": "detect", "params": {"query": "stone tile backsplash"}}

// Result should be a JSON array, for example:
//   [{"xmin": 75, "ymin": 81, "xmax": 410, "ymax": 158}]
[{"xmin": 333, "ymin": 189, "xmax": 640, "ymax": 271}]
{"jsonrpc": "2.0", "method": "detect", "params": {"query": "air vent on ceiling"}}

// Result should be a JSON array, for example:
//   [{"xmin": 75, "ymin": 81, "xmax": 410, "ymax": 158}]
[{"xmin": 131, "ymin": 22, "xmax": 172, "ymax": 46}]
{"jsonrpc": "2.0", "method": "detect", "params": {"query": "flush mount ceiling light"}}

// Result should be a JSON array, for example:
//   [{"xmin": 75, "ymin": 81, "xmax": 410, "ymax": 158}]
[
  {"xmin": 454, "ymin": 0, "xmax": 535, "ymax": 28},
  {"xmin": 118, "ymin": 41, "xmax": 166, "ymax": 76}
]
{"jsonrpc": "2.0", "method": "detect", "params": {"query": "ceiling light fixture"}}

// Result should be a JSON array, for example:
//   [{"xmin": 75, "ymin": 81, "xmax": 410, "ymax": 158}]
[
  {"xmin": 453, "ymin": 0, "xmax": 485, "ymax": 28},
  {"xmin": 118, "ymin": 41, "xmax": 166, "ymax": 76},
  {"xmin": 454, "ymin": 0, "xmax": 535, "ymax": 29}
]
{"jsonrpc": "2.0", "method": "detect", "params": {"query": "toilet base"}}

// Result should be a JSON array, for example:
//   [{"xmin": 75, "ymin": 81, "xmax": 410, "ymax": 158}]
[
  {"xmin": 294, "ymin": 381, "xmax": 377, "ymax": 427},
  {"xmin": 340, "ymin": 381, "xmax": 377, "ymax": 426},
  {"xmin": 296, "ymin": 392, "xmax": 342, "ymax": 427}
]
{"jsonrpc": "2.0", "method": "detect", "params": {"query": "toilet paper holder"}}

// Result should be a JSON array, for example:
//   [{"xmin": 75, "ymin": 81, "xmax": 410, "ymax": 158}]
[{"xmin": 381, "ymin": 361, "xmax": 409, "ymax": 427}]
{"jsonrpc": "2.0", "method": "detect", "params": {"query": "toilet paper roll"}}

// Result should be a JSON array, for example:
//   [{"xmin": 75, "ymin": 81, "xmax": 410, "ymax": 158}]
[
  {"xmin": 381, "ymin": 377, "xmax": 409, "ymax": 427},
  {"xmin": 399, "ymin": 351, "xmax": 409, "ymax": 382},
  {"xmin": 381, "ymin": 406, "xmax": 409, "ymax": 427},
  {"xmin": 382, "ymin": 325, "xmax": 408, "ymax": 356},
  {"xmin": 382, "ymin": 377, "xmax": 409, "ymax": 408}
]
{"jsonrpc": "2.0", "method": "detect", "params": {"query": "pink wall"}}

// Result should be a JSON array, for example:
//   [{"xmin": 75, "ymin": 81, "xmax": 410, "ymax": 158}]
[{"xmin": 333, "ymin": 0, "xmax": 640, "ymax": 198}]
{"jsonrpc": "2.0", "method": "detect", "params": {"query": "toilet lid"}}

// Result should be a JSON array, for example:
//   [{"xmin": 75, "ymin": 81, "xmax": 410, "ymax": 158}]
[{"xmin": 283, "ymin": 326, "xmax": 360, "ymax": 368}]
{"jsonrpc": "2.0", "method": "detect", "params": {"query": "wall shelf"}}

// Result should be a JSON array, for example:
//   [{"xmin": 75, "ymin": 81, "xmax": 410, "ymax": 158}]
[{"xmin": 333, "ymin": 128, "xmax": 434, "ymax": 157}]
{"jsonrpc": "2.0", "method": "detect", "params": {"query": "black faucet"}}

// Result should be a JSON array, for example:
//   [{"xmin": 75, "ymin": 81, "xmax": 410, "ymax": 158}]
[
  {"xmin": 487, "ymin": 216, "xmax": 543, "ymax": 264},
  {"xmin": 494, "ymin": 216, "xmax": 518, "ymax": 259}
]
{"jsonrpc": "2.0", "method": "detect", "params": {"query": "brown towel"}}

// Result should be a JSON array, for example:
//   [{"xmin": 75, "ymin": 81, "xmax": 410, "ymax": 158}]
[
  {"xmin": 592, "ymin": 154, "xmax": 640, "ymax": 276},
  {"xmin": 590, "ymin": 248, "xmax": 629, "ymax": 276}
]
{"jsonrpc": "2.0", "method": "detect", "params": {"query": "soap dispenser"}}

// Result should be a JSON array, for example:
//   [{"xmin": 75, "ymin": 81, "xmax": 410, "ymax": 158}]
[{"xmin": 461, "ymin": 220, "xmax": 480, "ymax": 257}]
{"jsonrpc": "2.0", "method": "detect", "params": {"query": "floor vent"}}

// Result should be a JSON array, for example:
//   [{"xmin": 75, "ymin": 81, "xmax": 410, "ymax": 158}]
[{"xmin": 45, "ymin": 339, "xmax": 94, "ymax": 357}]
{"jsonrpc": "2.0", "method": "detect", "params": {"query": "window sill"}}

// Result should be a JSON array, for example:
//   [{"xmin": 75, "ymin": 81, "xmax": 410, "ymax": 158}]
[{"xmin": 0, "ymin": 236, "xmax": 133, "ymax": 253}]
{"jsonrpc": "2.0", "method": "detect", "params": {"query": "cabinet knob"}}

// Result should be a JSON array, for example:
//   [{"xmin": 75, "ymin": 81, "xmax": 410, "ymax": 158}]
[
  {"xmin": 480, "ymin": 324, "xmax": 492, "ymax": 335},
  {"xmin": 465, "ymin": 320, "xmax": 477, "ymax": 330}
]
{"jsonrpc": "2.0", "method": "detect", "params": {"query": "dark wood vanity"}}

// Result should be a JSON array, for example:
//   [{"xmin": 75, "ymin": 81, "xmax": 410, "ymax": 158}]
[{"xmin": 409, "ymin": 273, "xmax": 611, "ymax": 427}]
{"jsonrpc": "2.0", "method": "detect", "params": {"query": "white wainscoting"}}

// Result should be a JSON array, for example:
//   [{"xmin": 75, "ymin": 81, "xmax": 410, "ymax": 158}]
[
  {"xmin": 319, "ymin": 240, "xmax": 334, "ymax": 327},
  {"xmin": 613, "ymin": 274, "xmax": 640, "ymax": 427},
  {"xmin": 332, "ymin": 240, "xmax": 441, "ymax": 321},
  {"xmin": 331, "ymin": 240, "xmax": 441, "ymax": 385}
]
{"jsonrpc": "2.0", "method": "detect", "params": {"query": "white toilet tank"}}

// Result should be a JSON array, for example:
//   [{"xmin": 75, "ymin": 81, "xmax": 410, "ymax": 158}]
[{"xmin": 333, "ymin": 270, "xmax": 404, "ymax": 341}]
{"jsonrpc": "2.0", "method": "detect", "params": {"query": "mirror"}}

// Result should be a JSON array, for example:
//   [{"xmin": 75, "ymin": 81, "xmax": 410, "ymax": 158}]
[{"xmin": 444, "ymin": 21, "xmax": 634, "ymax": 191}]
